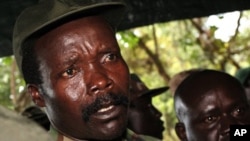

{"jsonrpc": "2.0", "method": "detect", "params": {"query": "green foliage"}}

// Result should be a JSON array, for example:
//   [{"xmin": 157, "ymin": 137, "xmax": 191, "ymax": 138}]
[
  {"xmin": 0, "ymin": 56, "xmax": 25, "ymax": 109},
  {"xmin": 117, "ymin": 31, "xmax": 139, "ymax": 48},
  {"xmin": 0, "ymin": 57, "xmax": 14, "ymax": 108}
]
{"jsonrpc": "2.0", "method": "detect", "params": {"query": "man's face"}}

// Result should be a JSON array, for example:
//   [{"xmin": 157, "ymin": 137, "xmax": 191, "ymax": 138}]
[
  {"xmin": 32, "ymin": 16, "xmax": 130, "ymax": 140},
  {"xmin": 179, "ymin": 86, "xmax": 250, "ymax": 141},
  {"xmin": 128, "ymin": 80, "xmax": 164, "ymax": 139}
]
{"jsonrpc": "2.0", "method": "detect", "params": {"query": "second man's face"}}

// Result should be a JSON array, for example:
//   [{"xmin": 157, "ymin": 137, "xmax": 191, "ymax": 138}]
[{"xmin": 181, "ymin": 87, "xmax": 250, "ymax": 141}]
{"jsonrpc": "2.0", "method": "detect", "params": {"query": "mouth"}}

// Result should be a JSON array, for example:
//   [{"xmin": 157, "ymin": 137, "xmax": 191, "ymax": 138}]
[
  {"xmin": 97, "ymin": 105, "xmax": 114, "ymax": 113},
  {"xmin": 82, "ymin": 93, "xmax": 129, "ymax": 122},
  {"xmin": 160, "ymin": 123, "xmax": 164, "ymax": 130},
  {"xmin": 91, "ymin": 104, "xmax": 124, "ymax": 121}
]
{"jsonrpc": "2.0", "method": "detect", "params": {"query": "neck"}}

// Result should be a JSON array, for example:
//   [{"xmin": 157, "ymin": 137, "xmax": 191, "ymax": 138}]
[{"xmin": 57, "ymin": 131, "xmax": 127, "ymax": 141}]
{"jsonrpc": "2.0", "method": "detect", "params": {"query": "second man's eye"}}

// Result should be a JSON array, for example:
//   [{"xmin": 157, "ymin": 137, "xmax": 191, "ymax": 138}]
[
  {"xmin": 232, "ymin": 106, "xmax": 248, "ymax": 117},
  {"xmin": 204, "ymin": 116, "xmax": 218, "ymax": 123}
]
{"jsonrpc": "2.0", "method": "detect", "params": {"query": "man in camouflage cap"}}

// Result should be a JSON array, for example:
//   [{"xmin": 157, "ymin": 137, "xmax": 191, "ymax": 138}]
[{"xmin": 13, "ymin": 0, "xmax": 158, "ymax": 140}]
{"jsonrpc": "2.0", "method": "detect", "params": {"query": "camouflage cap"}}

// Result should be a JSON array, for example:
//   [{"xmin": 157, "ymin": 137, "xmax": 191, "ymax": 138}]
[{"xmin": 13, "ymin": 0, "xmax": 126, "ymax": 74}]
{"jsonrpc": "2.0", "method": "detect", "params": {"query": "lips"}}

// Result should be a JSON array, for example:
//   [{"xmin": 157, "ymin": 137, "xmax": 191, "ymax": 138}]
[
  {"xmin": 97, "ymin": 105, "xmax": 114, "ymax": 113},
  {"xmin": 92, "ymin": 104, "xmax": 124, "ymax": 121}
]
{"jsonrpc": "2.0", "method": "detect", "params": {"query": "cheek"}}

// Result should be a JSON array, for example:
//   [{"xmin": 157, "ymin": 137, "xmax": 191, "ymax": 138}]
[
  {"xmin": 48, "ymin": 73, "xmax": 86, "ymax": 106},
  {"xmin": 64, "ymin": 76, "xmax": 86, "ymax": 102},
  {"xmin": 186, "ymin": 121, "xmax": 220, "ymax": 141},
  {"xmin": 118, "ymin": 62, "xmax": 129, "ymax": 87},
  {"xmin": 109, "ymin": 61, "xmax": 129, "ymax": 92},
  {"xmin": 128, "ymin": 110, "xmax": 145, "ymax": 127}
]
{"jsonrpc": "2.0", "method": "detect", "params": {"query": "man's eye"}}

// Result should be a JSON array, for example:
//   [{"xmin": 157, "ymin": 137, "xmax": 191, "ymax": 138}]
[
  {"xmin": 62, "ymin": 68, "xmax": 77, "ymax": 78},
  {"xmin": 104, "ymin": 53, "xmax": 117, "ymax": 62},
  {"xmin": 232, "ymin": 107, "xmax": 246, "ymax": 117},
  {"xmin": 204, "ymin": 116, "xmax": 218, "ymax": 123}
]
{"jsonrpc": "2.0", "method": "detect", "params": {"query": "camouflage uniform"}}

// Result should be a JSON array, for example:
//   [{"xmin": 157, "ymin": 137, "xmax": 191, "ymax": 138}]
[
  {"xmin": 49, "ymin": 128, "xmax": 161, "ymax": 141},
  {"xmin": 124, "ymin": 129, "xmax": 161, "ymax": 141}
]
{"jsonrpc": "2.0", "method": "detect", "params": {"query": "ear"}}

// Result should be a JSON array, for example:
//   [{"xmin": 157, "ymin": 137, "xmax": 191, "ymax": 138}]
[
  {"xmin": 175, "ymin": 122, "xmax": 188, "ymax": 141},
  {"xmin": 27, "ymin": 84, "xmax": 45, "ymax": 107}
]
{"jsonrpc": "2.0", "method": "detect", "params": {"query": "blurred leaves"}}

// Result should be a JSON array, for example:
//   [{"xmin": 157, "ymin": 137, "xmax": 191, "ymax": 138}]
[{"xmin": 0, "ymin": 56, "xmax": 25, "ymax": 109}]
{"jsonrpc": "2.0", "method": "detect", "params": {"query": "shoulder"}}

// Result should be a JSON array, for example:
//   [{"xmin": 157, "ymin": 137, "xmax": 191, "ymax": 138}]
[{"xmin": 0, "ymin": 106, "xmax": 52, "ymax": 141}]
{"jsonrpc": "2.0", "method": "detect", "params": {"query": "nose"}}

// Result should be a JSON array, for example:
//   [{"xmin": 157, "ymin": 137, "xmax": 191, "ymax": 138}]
[
  {"xmin": 89, "ymin": 71, "xmax": 113, "ymax": 95},
  {"xmin": 155, "ymin": 109, "xmax": 163, "ymax": 118},
  {"xmin": 149, "ymin": 104, "xmax": 162, "ymax": 118}
]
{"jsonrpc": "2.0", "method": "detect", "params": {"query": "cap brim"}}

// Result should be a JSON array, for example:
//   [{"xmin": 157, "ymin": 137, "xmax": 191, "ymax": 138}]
[{"xmin": 139, "ymin": 86, "xmax": 169, "ymax": 97}]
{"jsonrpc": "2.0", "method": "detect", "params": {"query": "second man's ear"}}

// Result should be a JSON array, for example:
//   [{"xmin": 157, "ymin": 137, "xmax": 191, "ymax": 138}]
[
  {"xmin": 27, "ymin": 84, "xmax": 45, "ymax": 107},
  {"xmin": 175, "ymin": 122, "xmax": 188, "ymax": 141}
]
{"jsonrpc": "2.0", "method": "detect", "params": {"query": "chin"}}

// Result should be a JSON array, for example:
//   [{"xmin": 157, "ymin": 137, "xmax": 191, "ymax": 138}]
[
  {"xmin": 107, "ymin": 126, "xmax": 126, "ymax": 138},
  {"xmin": 97, "ymin": 121, "xmax": 127, "ymax": 140}
]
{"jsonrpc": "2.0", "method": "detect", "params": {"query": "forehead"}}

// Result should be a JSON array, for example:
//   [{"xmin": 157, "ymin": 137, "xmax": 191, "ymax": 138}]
[
  {"xmin": 177, "ymin": 70, "xmax": 245, "ymax": 99},
  {"xmin": 183, "ymin": 85, "xmax": 245, "ymax": 105},
  {"xmin": 187, "ymin": 88, "xmax": 243, "ymax": 108}
]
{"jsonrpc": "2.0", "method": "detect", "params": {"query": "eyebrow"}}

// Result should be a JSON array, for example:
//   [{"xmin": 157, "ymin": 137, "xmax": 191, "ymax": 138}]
[
  {"xmin": 195, "ymin": 105, "xmax": 219, "ymax": 118},
  {"xmin": 59, "ymin": 53, "xmax": 79, "ymax": 68},
  {"xmin": 227, "ymin": 101, "xmax": 249, "ymax": 110}
]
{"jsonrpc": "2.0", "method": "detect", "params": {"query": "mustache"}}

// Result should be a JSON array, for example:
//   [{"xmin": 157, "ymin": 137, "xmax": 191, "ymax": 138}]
[{"xmin": 82, "ymin": 93, "xmax": 129, "ymax": 122}]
